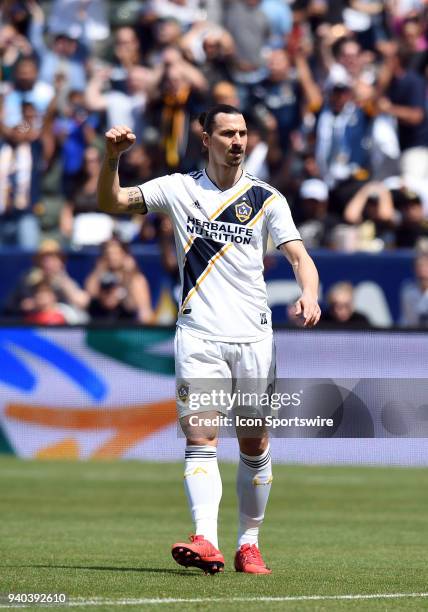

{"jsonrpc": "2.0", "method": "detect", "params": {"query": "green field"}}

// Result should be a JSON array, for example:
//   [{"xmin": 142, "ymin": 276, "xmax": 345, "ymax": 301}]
[{"xmin": 1, "ymin": 458, "xmax": 428, "ymax": 611}]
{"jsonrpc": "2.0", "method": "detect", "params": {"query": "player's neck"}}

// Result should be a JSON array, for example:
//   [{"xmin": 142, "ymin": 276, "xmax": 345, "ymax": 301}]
[{"xmin": 205, "ymin": 163, "xmax": 243, "ymax": 191}]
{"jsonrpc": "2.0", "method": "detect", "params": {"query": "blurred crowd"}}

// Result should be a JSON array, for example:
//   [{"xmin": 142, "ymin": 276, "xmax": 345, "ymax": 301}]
[
  {"xmin": 1, "ymin": 0, "xmax": 428, "ymax": 326},
  {"xmin": 4, "ymin": 236, "xmax": 154, "ymax": 323}
]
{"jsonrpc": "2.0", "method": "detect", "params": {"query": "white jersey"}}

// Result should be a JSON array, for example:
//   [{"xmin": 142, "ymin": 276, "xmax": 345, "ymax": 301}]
[{"xmin": 138, "ymin": 169, "xmax": 301, "ymax": 342}]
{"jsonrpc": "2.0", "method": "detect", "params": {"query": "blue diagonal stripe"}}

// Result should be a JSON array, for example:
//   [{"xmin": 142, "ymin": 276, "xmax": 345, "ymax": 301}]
[{"xmin": 181, "ymin": 237, "xmax": 224, "ymax": 307}]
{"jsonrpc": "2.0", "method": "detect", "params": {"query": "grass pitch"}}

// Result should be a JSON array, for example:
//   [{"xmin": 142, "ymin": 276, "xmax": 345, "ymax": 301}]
[{"xmin": 0, "ymin": 458, "xmax": 427, "ymax": 611}]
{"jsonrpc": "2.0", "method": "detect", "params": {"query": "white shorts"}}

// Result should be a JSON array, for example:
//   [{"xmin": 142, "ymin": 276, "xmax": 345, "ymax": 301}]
[{"xmin": 175, "ymin": 326, "xmax": 276, "ymax": 419}]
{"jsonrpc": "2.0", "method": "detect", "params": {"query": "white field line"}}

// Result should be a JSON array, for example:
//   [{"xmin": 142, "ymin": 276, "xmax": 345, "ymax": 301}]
[{"xmin": 1, "ymin": 592, "xmax": 428, "ymax": 608}]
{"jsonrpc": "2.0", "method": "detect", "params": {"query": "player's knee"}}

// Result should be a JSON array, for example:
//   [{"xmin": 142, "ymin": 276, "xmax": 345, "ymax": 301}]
[
  {"xmin": 180, "ymin": 412, "xmax": 219, "ymax": 445},
  {"xmin": 238, "ymin": 433, "xmax": 269, "ymax": 456},
  {"xmin": 184, "ymin": 424, "xmax": 218, "ymax": 445},
  {"xmin": 183, "ymin": 424, "xmax": 218, "ymax": 446},
  {"xmin": 186, "ymin": 435, "xmax": 218, "ymax": 446}
]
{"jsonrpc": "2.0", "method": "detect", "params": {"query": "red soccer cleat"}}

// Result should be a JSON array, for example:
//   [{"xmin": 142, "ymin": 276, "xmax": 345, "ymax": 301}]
[
  {"xmin": 234, "ymin": 543, "xmax": 272, "ymax": 574},
  {"xmin": 171, "ymin": 535, "xmax": 225, "ymax": 574}
]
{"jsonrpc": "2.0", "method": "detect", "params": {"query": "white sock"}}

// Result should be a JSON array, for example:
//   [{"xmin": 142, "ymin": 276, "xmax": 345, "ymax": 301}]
[
  {"xmin": 237, "ymin": 445, "xmax": 272, "ymax": 549},
  {"xmin": 183, "ymin": 445, "xmax": 222, "ymax": 549}
]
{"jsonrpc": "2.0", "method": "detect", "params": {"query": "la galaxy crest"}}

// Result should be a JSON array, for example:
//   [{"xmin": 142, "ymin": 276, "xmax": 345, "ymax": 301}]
[
  {"xmin": 235, "ymin": 198, "xmax": 252, "ymax": 223},
  {"xmin": 177, "ymin": 382, "xmax": 190, "ymax": 403}
]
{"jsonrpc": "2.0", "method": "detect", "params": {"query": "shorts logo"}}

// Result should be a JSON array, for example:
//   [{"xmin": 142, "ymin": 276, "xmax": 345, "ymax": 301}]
[
  {"xmin": 260, "ymin": 312, "xmax": 267, "ymax": 325},
  {"xmin": 235, "ymin": 199, "xmax": 252, "ymax": 223},
  {"xmin": 177, "ymin": 383, "xmax": 190, "ymax": 403}
]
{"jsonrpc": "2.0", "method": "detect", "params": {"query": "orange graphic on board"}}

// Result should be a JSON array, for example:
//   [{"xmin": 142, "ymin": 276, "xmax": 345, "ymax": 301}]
[{"xmin": 5, "ymin": 400, "xmax": 177, "ymax": 458}]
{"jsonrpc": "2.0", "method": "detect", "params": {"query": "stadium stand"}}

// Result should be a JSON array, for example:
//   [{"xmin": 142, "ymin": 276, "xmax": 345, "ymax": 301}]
[{"xmin": 0, "ymin": 0, "xmax": 427, "ymax": 326}]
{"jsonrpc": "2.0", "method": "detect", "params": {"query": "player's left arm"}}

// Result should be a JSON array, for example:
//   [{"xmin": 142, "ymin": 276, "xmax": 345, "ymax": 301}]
[{"xmin": 280, "ymin": 240, "xmax": 321, "ymax": 327}]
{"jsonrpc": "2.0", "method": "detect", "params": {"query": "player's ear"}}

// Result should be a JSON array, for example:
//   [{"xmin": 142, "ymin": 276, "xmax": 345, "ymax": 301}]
[{"xmin": 202, "ymin": 131, "xmax": 210, "ymax": 149}]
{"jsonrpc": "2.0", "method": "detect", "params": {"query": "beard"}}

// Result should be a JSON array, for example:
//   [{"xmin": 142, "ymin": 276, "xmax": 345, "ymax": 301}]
[
  {"xmin": 227, "ymin": 158, "xmax": 242, "ymax": 167},
  {"xmin": 226, "ymin": 149, "xmax": 243, "ymax": 166}
]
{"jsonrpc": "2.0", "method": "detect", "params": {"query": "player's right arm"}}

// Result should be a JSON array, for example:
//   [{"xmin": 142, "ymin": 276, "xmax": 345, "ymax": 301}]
[{"xmin": 97, "ymin": 125, "xmax": 147, "ymax": 215}]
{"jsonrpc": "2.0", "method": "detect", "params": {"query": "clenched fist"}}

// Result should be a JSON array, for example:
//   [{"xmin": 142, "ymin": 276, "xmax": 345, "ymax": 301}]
[{"xmin": 105, "ymin": 125, "xmax": 136, "ymax": 156}]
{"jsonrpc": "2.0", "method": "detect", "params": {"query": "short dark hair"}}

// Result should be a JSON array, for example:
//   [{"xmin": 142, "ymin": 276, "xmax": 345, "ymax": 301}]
[
  {"xmin": 331, "ymin": 36, "xmax": 359, "ymax": 60},
  {"xmin": 198, "ymin": 104, "xmax": 242, "ymax": 135}
]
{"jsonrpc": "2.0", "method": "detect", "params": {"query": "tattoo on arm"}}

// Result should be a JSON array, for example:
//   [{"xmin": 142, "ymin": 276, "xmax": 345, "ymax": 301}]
[
  {"xmin": 127, "ymin": 187, "xmax": 147, "ymax": 213},
  {"xmin": 108, "ymin": 158, "xmax": 119, "ymax": 171}
]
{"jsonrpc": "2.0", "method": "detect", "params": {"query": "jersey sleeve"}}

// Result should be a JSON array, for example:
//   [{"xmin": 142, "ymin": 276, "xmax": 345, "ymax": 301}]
[
  {"xmin": 137, "ymin": 175, "xmax": 173, "ymax": 214},
  {"xmin": 265, "ymin": 194, "xmax": 301, "ymax": 248}
]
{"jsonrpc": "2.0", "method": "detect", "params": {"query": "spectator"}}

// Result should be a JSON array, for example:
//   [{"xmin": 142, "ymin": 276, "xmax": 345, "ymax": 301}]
[
  {"xmin": 342, "ymin": 0, "xmax": 387, "ymax": 51},
  {"xmin": 320, "ymin": 34, "xmax": 364, "ymax": 83},
  {"xmin": 88, "ymin": 272, "xmax": 137, "ymax": 321},
  {"xmin": 110, "ymin": 26, "xmax": 143, "ymax": 77},
  {"xmin": 47, "ymin": 0, "xmax": 109, "ymax": 48},
  {"xmin": 85, "ymin": 237, "xmax": 153, "ymax": 323},
  {"xmin": 4, "ymin": 239, "xmax": 89, "ymax": 321},
  {"xmin": 52, "ymin": 89, "xmax": 99, "ymax": 197},
  {"xmin": 120, "ymin": 142, "xmax": 159, "ymax": 187},
  {"xmin": 320, "ymin": 281, "xmax": 371, "ymax": 327},
  {"xmin": 343, "ymin": 181, "xmax": 395, "ymax": 250},
  {"xmin": 296, "ymin": 178, "xmax": 339, "ymax": 248},
  {"xmin": 24, "ymin": 281, "xmax": 67, "ymax": 325},
  {"xmin": 395, "ymin": 190, "xmax": 428, "ymax": 248},
  {"xmin": 252, "ymin": 48, "xmax": 322, "ymax": 153},
  {"xmin": 224, "ymin": 0, "xmax": 271, "ymax": 104},
  {"xmin": 182, "ymin": 25, "xmax": 235, "ymax": 86},
  {"xmin": 0, "ymin": 23, "xmax": 33, "ymax": 82},
  {"xmin": 145, "ymin": 17, "xmax": 183, "ymax": 68},
  {"xmin": 0, "ymin": 100, "xmax": 41, "ymax": 249},
  {"xmin": 60, "ymin": 146, "xmax": 115, "ymax": 247},
  {"xmin": 27, "ymin": 0, "xmax": 87, "ymax": 91},
  {"xmin": 146, "ymin": 47, "xmax": 208, "ymax": 169},
  {"xmin": 400, "ymin": 252, "xmax": 428, "ymax": 327},
  {"xmin": 202, "ymin": 28, "xmax": 235, "ymax": 84},
  {"xmin": 2, "ymin": 56, "xmax": 54, "ymax": 130},
  {"xmin": 261, "ymin": 0, "xmax": 293, "ymax": 50},
  {"xmin": 399, "ymin": 15, "xmax": 428, "ymax": 74},
  {"xmin": 244, "ymin": 121, "xmax": 271, "ymax": 181},
  {"xmin": 0, "ymin": 0, "xmax": 32, "ymax": 35},
  {"xmin": 85, "ymin": 65, "xmax": 153, "ymax": 143},
  {"xmin": 354, "ymin": 80, "xmax": 401, "ymax": 181},
  {"xmin": 211, "ymin": 81, "xmax": 240, "ymax": 108},
  {"xmin": 378, "ymin": 47, "xmax": 428, "ymax": 181},
  {"xmin": 315, "ymin": 67, "xmax": 371, "ymax": 194},
  {"xmin": 390, "ymin": 0, "xmax": 426, "ymax": 22},
  {"xmin": 343, "ymin": 181, "xmax": 395, "ymax": 225}
]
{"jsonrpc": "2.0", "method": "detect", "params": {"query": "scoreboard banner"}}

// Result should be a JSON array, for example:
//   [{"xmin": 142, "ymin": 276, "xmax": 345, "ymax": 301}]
[{"xmin": 0, "ymin": 327, "xmax": 427, "ymax": 465}]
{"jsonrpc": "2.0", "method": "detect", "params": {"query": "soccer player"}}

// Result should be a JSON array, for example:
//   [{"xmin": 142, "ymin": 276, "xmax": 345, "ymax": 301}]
[{"xmin": 97, "ymin": 105, "xmax": 321, "ymax": 575}]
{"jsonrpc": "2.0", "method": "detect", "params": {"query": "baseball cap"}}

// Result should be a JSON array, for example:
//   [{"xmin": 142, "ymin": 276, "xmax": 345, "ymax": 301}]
[
  {"xmin": 325, "ymin": 65, "xmax": 352, "ymax": 90},
  {"xmin": 300, "ymin": 179, "xmax": 329, "ymax": 202}
]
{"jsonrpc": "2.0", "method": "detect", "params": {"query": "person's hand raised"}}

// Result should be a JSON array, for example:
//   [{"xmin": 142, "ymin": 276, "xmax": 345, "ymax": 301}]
[{"xmin": 105, "ymin": 125, "xmax": 136, "ymax": 157}]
